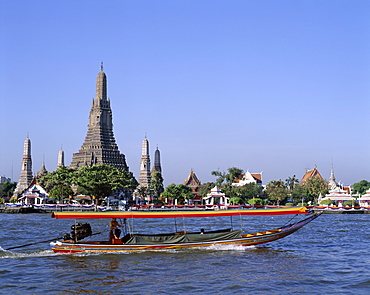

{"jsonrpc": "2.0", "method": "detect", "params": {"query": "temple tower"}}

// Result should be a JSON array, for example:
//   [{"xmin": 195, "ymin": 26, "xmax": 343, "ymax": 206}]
[
  {"xmin": 328, "ymin": 165, "xmax": 338, "ymax": 190},
  {"xmin": 70, "ymin": 64, "xmax": 128, "ymax": 171},
  {"xmin": 151, "ymin": 146, "xmax": 162, "ymax": 175},
  {"xmin": 57, "ymin": 147, "xmax": 65, "ymax": 167},
  {"xmin": 13, "ymin": 136, "xmax": 33, "ymax": 197},
  {"xmin": 139, "ymin": 136, "xmax": 151, "ymax": 187},
  {"xmin": 36, "ymin": 160, "xmax": 48, "ymax": 178}
]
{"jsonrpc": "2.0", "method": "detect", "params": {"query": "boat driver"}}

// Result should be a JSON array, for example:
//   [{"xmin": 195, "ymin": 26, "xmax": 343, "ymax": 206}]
[{"xmin": 109, "ymin": 218, "xmax": 124, "ymax": 239}]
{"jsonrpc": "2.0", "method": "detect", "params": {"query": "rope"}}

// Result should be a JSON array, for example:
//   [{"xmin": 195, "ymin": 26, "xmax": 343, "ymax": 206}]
[{"xmin": 283, "ymin": 214, "xmax": 299, "ymax": 226}]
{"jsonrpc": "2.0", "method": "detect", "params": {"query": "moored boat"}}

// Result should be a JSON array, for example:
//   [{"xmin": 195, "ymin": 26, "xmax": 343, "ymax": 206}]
[{"xmin": 50, "ymin": 207, "xmax": 321, "ymax": 253}]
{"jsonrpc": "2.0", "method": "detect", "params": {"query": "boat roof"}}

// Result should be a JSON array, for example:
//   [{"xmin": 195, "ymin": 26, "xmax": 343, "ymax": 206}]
[{"xmin": 51, "ymin": 207, "xmax": 307, "ymax": 219}]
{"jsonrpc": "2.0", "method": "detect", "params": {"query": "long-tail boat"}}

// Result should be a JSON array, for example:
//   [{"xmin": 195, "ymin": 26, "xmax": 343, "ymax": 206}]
[{"xmin": 50, "ymin": 207, "xmax": 321, "ymax": 253}]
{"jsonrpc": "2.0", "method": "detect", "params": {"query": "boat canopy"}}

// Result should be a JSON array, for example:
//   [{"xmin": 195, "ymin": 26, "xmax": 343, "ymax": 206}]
[{"xmin": 51, "ymin": 207, "xmax": 307, "ymax": 219}]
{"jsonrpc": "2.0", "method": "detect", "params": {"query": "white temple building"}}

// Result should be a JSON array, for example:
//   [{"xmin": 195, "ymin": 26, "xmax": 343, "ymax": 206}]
[
  {"xmin": 319, "ymin": 187, "xmax": 354, "ymax": 207},
  {"xmin": 358, "ymin": 188, "xmax": 370, "ymax": 207},
  {"xmin": 232, "ymin": 171, "xmax": 263, "ymax": 187},
  {"xmin": 17, "ymin": 179, "xmax": 49, "ymax": 205},
  {"xmin": 203, "ymin": 186, "xmax": 229, "ymax": 205}
]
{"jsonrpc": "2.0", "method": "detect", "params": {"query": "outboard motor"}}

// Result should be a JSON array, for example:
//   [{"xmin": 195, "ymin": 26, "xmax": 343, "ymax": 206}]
[{"xmin": 62, "ymin": 223, "xmax": 92, "ymax": 242}]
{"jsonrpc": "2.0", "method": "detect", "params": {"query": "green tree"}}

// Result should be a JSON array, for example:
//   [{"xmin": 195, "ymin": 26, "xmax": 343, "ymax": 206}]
[
  {"xmin": 137, "ymin": 186, "xmax": 150, "ymax": 200},
  {"xmin": 0, "ymin": 180, "xmax": 17, "ymax": 198},
  {"xmin": 150, "ymin": 171, "xmax": 164, "ymax": 199},
  {"xmin": 265, "ymin": 180, "xmax": 289, "ymax": 205},
  {"xmin": 162, "ymin": 184, "xmax": 193, "ymax": 205},
  {"xmin": 229, "ymin": 197, "xmax": 242, "ymax": 205},
  {"xmin": 238, "ymin": 183, "xmax": 264, "ymax": 203},
  {"xmin": 225, "ymin": 167, "xmax": 244, "ymax": 185},
  {"xmin": 352, "ymin": 180, "xmax": 370, "ymax": 195},
  {"xmin": 303, "ymin": 176, "xmax": 328, "ymax": 204},
  {"xmin": 285, "ymin": 175, "xmax": 299, "ymax": 191},
  {"xmin": 320, "ymin": 199, "xmax": 334, "ymax": 205},
  {"xmin": 38, "ymin": 166, "xmax": 76, "ymax": 201},
  {"xmin": 211, "ymin": 167, "xmax": 244, "ymax": 186},
  {"xmin": 74, "ymin": 165, "xmax": 137, "ymax": 202},
  {"xmin": 211, "ymin": 170, "xmax": 226, "ymax": 186},
  {"xmin": 197, "ymin": 182, "xmax": 215, "ymax": 198},
  {"xmin": 247, "ymin": 198, "xmax": 263, "ymax": 205},
  {"xmin": 48, "ymin": 184, "xmax": 74, "ymax": 200},
  {"xmin": 290, "ymin": 185, "xmax": 310, "ymax": 205}
]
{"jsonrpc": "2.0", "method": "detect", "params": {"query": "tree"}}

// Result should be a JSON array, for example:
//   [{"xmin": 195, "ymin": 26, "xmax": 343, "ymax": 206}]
[
  {"xmin": 73, "ymin": 165, "xmax": 138, "ymax": 202},
  {"xmin": 303, "ymin": 176, "xmax": 328, "ymax": 204},
  {"xmin": 211, "ymin": 167, "xmax": 244, "ymax": 186},
  {"xmin": 265, "ymin": 180, "xmax": 289, "ymax": 205},
  {"xmin": 0, "ymin": 180, "xmax": 17, "ymax": 198},
  {"xmin": 352, "ymin": 180, "xmax": 370, "ymax": 195},
  {"xmin": 238, "ymin": 183, "xmax": 264, "ymax": 203},
  {"xmin": 229, "ymin": 197, "xmax": 242, "ymax": 205},
  {"xmin": 211, "ymin": 170, "xmax": 226, "ymax": 186},
  {"xmin": 285, "ymin": 175, "xmax": 299, "ymax": 191},
  {"xmin": 48, "ymin": 184, "xmax": 74, "ymax": 200},
  {"xmin": 38, "ymin": 166, "xmax": 76, "ymax": 201},
  {"xmin": 150, "ymin": 171, "xmax": 164, "ymax": 199},
  {"xmin": 197, "ymin": 182, "xmax": 215, "ymax": 198},
  {"xmin": 162, "ymin": 184, "xmax": 193, "ymax": 205},
  {"xmin": 225, "ymin": 167, "xmax": 244, "ymax": 185},
  {"xmin": 290, "ymin": 185, "xmax": 309, "ymax": 205},
  {"xmin": 137, "ymin": 186, "xmax": 150, "ymax": 200}
]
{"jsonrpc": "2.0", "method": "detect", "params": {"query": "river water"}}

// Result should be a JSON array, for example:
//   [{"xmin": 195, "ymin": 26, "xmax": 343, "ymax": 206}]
[{"xmin": 0, "ymin": 212, "xmax": 369, "ymax": 294}]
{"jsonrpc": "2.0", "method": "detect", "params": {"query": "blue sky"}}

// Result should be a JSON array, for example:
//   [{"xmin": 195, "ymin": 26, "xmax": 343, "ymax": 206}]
[{"xmin": 1, "ymin": 0, "xmax": 369, "ymax": 186}]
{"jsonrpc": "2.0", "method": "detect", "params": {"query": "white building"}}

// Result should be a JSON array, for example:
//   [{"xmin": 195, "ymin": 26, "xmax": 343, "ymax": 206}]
[
  {"xmin": 232, "ymin": 171, "xmax": 262, "ymax": 187},
  {"xmin": 203, "ymin": 186, "xmax": 229, "ymax": 205},
  {"xmin": 17, "ymin": 179, "xmax": 49, "ymax": 205},
  {"xmin": 358, "ymin": 188, "xmax": 370, "ymax": 207},
  {"xmin": 319, "ymin": 187, "xmax": 354, "ymax": 207}
]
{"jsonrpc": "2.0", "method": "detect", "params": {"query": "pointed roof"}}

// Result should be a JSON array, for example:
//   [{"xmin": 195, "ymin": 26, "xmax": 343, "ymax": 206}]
[
  {"xmin": 301, "ymin": 167, "xmax": 324, "ymax": 183},
  {"xmin": 37, "ymin": 161, "xmax": 48, "ymax": 178},
  {"xmin": 184, "ymin": 170, "xmax": 201, "ymax": 187},
  {"xmin": 96, "ymin": 62, "xmax": 107, "ymax": 101},
  {"xmin": 18, "ymin": 177, "xmax": 48, "ymax": 200},
  {"xmin": 232, "ymin": 171, "xmax": 263, "ymax": 186},
  {"xmin": 328, "ymin": 166, "xmax": 338, "ymax": 190}
]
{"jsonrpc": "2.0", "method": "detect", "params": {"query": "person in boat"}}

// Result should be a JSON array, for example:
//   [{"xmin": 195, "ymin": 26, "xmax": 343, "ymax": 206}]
[{"xmin": 109, "ymin": 218, "xmax": 124, "ymax": 239}]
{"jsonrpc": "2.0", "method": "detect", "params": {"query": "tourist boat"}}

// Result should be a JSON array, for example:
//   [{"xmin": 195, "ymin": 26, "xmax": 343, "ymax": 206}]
[{"xmin": 50, "ymin": 207, "xmax": 321, "ymax": 253}]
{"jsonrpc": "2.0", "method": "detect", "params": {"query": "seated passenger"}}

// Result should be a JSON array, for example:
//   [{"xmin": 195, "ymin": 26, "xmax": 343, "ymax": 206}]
[{"xmin": 109, "ymin": 218, "xmax": 124, "ymax": 239}]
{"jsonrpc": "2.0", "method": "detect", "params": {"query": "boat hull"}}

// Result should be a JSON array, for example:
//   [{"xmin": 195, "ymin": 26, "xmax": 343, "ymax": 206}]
[{"xmin": 50, "ymin": 213, "xmax": 321, "ymax": 253}]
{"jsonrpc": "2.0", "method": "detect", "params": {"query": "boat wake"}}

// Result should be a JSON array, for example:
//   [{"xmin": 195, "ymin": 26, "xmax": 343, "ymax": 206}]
[
  {"xmin": 201, "ymin": 244, "xmax": 256, "ymax": 251},
  {"xmin": 0, "ymin": 247, "xmax": 62, "ymax": 259}
]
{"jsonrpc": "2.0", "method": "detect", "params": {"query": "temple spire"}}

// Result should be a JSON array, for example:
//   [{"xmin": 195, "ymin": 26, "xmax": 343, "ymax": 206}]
[
  {"xmin": 58, "ymin": 146, "xmax": 65, "ymax": 167},
  {"xmin": 70, "ymin": 66, "xmax": 128, "ymax": 171},
  {"xmin": 13, "ymin": 136, "xmax": 33, "ymax": 197},
  {"xmin": 95, "ymin": 63, "xmax": 107, "ymax": 101},
  {"xmin": 139, "ymin": 136, "xmax": 151, "ymax": 188},
  {"xmin": 151, "ymin": 146, "xmax": 162, "ymax": 175}
]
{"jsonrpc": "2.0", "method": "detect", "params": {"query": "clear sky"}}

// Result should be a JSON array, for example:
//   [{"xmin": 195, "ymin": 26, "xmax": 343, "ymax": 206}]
[{"xmin": 1, "ymin": 0, "xmax": 369, "ymax": 186}]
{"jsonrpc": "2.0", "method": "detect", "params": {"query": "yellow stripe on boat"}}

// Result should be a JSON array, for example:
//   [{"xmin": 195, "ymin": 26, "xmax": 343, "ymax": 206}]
[{"xmin": 51, "ymin": 207, "xmax": 307, "ymax": 219}]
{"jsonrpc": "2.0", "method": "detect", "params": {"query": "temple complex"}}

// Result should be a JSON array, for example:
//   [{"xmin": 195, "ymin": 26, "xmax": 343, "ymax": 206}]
[
  {"xmin": 13, "ymin": 136, "xmax": 33, "ymax": 197},
  {"xmin": 70, "ymin": 64, "xmax": 128, "ymax": 171}
]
